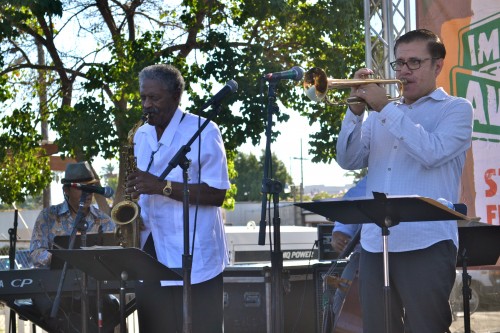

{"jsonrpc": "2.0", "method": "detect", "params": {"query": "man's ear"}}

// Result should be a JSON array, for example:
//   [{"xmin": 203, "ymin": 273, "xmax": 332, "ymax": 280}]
[
  {"xmin": 62, "ymin": 186, "xmax": 69, "ymax": 199},
  {"xmin": 434, "ymin": 58, "xmax": 444, "ymax": 76}
]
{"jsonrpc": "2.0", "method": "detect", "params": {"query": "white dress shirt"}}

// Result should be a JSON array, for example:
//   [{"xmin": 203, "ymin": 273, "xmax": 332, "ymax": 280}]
[
  {"xmin": 134, "ymin": 108, "xmax": 231, "ymax": 285},
  {"xmin": 336, "ymin": 88, "xmax": 473, "ymax": 253}
]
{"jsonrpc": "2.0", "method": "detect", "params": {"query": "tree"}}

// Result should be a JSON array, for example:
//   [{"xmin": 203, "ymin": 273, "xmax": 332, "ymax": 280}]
[
  {"xmin": 0, "ymin": 0, "xmax": 365, "ymax": 205},
  {"xmin": 233, "ymin": 151, "xmax": 292, "ymax": 202}
]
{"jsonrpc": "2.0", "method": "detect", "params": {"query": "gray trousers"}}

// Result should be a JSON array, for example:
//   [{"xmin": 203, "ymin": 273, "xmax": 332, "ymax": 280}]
[{"xmin": 359, "ymin": 240, "xmax": 456, "ymax": 333}]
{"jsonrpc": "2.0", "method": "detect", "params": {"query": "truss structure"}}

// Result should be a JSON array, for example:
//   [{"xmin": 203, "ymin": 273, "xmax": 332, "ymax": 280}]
[{"xmin": 364, "ymin": 0, "xmax": 412, "ymax": 95}]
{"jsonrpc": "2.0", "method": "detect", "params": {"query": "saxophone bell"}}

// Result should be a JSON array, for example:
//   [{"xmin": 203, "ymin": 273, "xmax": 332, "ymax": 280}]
[{"xmin": 111, "ymin": 200, "xmax": 140, "ymax": 225}]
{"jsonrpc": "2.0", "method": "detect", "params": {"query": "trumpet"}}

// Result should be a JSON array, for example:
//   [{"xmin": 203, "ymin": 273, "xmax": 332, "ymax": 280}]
[{"xmin": 303, "ymin": 67, "xmax": 406, "ymax": 105}]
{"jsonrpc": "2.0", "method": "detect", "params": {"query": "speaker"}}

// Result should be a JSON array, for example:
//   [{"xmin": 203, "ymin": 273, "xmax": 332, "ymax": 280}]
[
  {"xmin": 223, "ymin": 269, "xmax": 268, "ymax": 333},
  {"xmin": 223, "ymin": 261, "xmax": 346, "ymax": 333},
  {"xmin": 317, "ymin": 224, "xmax": 340, "ymax": 261}
]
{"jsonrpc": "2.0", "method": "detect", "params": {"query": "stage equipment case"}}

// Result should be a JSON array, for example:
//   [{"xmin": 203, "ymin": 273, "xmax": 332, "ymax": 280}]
[{"xmin": 223, "ymin": 260, "xmax": 347, "ymax": 333}]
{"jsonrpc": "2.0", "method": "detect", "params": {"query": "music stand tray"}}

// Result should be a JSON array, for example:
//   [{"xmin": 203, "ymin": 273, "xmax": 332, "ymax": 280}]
[
  {"xmin": 457, "ymin": 225, "xmax": 500, "ymax": 266},
  {"xmin": 51, "ymin": 233, "xmax": 118, "ymax": 269},
  {"xmin": 53, "ymin": 232, "xmax": 117, "ymax": 250},
  {"xmin": 49, "ymin": 247, "xmax": 182, "ymax": 281},
  {"xmin": 295, "ymin": 193, "xmax": 468, "ymax": 226},
  {"xmin": 455, "ymin": 224, "xmax": 500, "ymax": 333}
]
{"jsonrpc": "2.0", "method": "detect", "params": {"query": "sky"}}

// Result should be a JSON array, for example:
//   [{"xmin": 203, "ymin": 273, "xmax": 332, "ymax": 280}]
[{"xmin": 239, "ymin": 105, "xmax": 355, "ymax": 188}]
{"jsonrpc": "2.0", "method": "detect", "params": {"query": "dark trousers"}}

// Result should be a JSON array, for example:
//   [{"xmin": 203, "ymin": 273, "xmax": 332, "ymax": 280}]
[
  {"xmin": 359, "ymin": 240, "xmax": 457, "ymax": 333},
  {"xmin": 135, "ymin": 234, "xmax": 224, "ymax": 333}
]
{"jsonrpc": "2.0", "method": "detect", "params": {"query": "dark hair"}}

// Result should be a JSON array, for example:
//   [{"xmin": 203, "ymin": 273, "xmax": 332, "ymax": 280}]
[
  {"xmin": 139, "ymin": 64, "xmax": 185, "ymax": 99},
  {"xmin": 394, "ymin": 29, "xmax": 446, "ymax": 59}
]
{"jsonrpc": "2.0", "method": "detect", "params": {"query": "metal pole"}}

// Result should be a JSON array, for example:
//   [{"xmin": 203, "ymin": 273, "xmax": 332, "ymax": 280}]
[{"xmin": 293, "ymin": 139, "xmax": 308, "ymax": 203}]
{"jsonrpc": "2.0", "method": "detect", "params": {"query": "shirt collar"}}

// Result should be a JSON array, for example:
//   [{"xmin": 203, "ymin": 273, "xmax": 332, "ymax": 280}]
[
  {"xmin": 56, "ymin": 201, "xmax": 71, "ymax": 216},
  {"xmin": 158, "ymin": 108, "xmax": 184, "ymax": 147},
  {"xmin": 137, "ymin": 108, "xmax": 184, "ymax": 148},
  {"xmin": 400, "ymin": 87, "xmax": 448, "ymax": 105}
]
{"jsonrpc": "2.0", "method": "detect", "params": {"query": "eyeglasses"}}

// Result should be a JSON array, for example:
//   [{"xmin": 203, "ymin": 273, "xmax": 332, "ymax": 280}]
[{"xmin": 390, "ymin": 58, "xmax": 438, "ymax": 71}]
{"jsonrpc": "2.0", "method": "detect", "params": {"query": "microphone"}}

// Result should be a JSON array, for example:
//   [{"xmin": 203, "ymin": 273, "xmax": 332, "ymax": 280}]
[
  {"xmin": 202, "ymin": 80, "xmax": 238, "ymax": 109},
  {"xmin": 69, "ymin": 183, "xmax": 115, "ymax": 198},
  {"xmin": 263, "ymin": 66, "xmax": 304, "ymax": 81}
]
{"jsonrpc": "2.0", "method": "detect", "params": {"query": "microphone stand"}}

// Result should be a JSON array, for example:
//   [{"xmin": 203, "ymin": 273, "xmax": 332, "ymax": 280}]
[
  {"xmin": 50, "ymin": 192, "xmax": 90, "ymax": 333},
  {"xmin": 257, "ymin": 79, "xmax": 284, "ymax": 333},
  {"xmin": 8, "ymin": 209, "xmax": 19, "ymax": 333},
  {"xmin": 159, "ymin": 103, "xmax": 224, "ymax": 333}
]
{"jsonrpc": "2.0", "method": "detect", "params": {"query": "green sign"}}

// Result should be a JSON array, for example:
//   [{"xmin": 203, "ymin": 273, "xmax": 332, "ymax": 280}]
[{"xmin": 450, "ymin": 13, "xmax": 500, "ymax": 142}]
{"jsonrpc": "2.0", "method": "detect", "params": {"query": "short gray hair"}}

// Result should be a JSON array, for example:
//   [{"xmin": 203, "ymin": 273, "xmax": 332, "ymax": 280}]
[{"xmin": 139, "ymin": 64, "xmax": 185, "ymax": 99}]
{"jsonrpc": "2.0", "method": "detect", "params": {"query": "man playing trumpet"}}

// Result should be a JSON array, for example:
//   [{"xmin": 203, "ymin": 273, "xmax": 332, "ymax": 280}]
[{"xmin": 335, "ymin": 29, "xmax": 473, "ymax": 333}]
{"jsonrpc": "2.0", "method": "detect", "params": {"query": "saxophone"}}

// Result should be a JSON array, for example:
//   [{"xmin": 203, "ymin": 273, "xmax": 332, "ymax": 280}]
[{"xmin": 111, "ymin": 116, "xmax": 146, "ymax": 248}]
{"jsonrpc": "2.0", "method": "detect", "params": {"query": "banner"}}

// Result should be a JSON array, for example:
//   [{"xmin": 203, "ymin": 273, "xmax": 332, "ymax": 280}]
[{"xmin": 417, "ymin": 0, "xmax": 500, "ymax": 225}]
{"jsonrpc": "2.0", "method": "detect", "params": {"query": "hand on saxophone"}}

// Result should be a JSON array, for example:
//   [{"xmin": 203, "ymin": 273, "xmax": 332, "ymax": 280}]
[{"xmin": 126, "ymin": 170, "xmax": 165, "ymax": 199}]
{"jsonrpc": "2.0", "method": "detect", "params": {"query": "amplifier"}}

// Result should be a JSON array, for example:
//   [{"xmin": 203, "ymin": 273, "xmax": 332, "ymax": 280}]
[
  {"xmin": 317, "ymin": 223, "xmax": 340, "ymax": 261},
  {"xmin": 223, "ymin": 261, "xmax": 346, "ymax": 333}
]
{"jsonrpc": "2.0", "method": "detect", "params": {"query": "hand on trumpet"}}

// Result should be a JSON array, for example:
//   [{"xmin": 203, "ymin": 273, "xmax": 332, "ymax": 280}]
[{"xmin": 349, "ymin": 68, "xmax": 391, "ymax": 114}]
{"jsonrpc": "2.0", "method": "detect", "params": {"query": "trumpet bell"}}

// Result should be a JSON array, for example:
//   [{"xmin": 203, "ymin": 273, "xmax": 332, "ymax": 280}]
[
  {"xmin": 303, "ymin": 67, "xmax": 328, "ymax": 102},
  {"xmin": 303, "ymin": 67, "xmax": 406, "ymax": 105},
  {"xmin": 305, "ymin": 86, "xmax": 323, "ymax": 102}
]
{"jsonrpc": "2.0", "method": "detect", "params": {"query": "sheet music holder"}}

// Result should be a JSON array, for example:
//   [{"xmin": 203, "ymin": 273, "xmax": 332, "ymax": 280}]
[
  {"xmin": 53, "ymin": 232, "xmax": 117, "ymax": 249},
  {"xmin": 295, "ymin": 194, "xmax": 468, "ymax": 226},
  {"xmin": 51, "ymin": 233, "xmax": 117, "ymax": 269},
  {"xmin": 457, "ymin": 225, "xmax": 500, "ymax": 267},
  {"xmin": 455, "ymin": 224, "xmax": 500, "ymax": 333},
  {"xmin": 50, "ymin": 247, "xmax": 182, "ymax": 333},
  {"xmin": 49, "ymin": 247, "xmax": 182, "ymax": 282}
]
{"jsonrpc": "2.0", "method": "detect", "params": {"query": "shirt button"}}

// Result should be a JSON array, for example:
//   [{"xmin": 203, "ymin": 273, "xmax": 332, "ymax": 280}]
[
  {"xmin": 393, "ymin": 145, "xmax": 397, "ymax": 149},
  {"xmin": 388, "ymin": 168, "xmax": 391, "ymax": 171},
  {"xmin": 381, "ymin": 119, "xmax": 386, "ymax": 124}
]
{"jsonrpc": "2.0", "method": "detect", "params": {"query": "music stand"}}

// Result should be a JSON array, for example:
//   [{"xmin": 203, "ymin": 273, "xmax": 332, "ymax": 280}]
[
  {"xmin": 50, "ymin": 247, "xmax": 182, "ymax": 333},
  {"xmin": 456, "ymin": 225, "xmax": 500, "ymax": 333},
  {"xmin": 296, "ymin": 193, "xmax": 469, "ymax": 333},
  {"xmin": 51, "ymin": 233, "xmax": 117, "ymax": 269}
]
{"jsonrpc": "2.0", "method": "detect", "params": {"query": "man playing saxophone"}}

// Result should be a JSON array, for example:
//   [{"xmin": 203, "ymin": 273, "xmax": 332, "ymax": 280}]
[
  {"xmin": 125, "ymin": 64, "xmax": 230, "ymax": 333},
  {"xmin": 336, "ymin": 29, "xmax": 473, "ymax": 332}
]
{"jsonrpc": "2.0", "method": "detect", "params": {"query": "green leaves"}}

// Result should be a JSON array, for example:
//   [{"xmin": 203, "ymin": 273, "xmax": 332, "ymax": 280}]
[
  {"xmin": 232, "ymin": 151, "xmax": 293, "ymax": 202},
  {"xmin": 0, "ymin": 0, "xmax": 366, "ymax": 205},
  {"xmin": 0, "ymin": 105, "xmax": 51, "ymax": 204},
  {"xmin": 51, "ymin": 97, "xmax": 119, "ymax": 161}
]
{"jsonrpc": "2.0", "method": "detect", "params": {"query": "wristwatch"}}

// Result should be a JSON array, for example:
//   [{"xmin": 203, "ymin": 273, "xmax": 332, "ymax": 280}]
[{"xmin": 162, "ymin": 180, "xmax": 172, "ymax": 197}]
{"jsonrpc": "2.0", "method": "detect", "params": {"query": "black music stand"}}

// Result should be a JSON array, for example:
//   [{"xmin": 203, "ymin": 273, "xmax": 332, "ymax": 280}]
[
  {"xmin": 296, "ymin": 193, "xmax": 469, "ymax": 333},
  {"xmin": 456, "ymin": 225, "xmax": 500, "ymax": 333},
  {"xmin": 51, "ymin": 233, "xmax": 117, "ymax": 269},
  {"xmin": 50, "ymin": 247, "xmax": 182, "ymax": 333}
]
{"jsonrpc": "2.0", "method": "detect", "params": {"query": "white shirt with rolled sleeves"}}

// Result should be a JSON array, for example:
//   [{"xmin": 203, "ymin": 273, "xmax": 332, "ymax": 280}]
[
  {"xmin": 134, "ymin": 108, "xmax": 231, "ymax": 285},
  {"xmin": 336, "ymin": 88, "xmax": 473, "ymax": 253}
]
